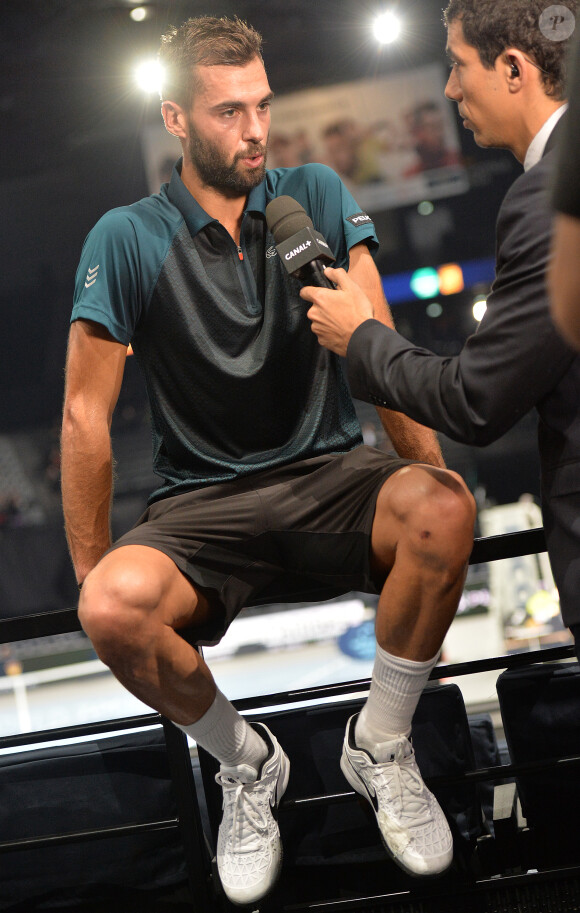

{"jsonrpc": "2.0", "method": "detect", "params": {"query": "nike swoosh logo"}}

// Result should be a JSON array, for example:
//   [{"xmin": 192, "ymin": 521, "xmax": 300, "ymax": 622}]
[
  {"xmin": 364, "ymin": 777, "xmax": 379, "ymax": 813},
  {"xmin": 346, "ymin": 753, "xmax": 380, "ymax": 812}
]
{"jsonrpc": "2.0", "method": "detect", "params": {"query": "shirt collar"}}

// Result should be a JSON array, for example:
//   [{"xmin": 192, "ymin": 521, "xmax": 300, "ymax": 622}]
[
  {"xmin": 164, "ymin": 158, "xmax": 267, "ymax": 237},
  {"xmin": 524, "ymin": 104, "xmax": 568, "ymax": 171}
]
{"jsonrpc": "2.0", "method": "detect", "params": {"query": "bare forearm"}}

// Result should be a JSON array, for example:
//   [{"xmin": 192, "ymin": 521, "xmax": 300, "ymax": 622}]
[
  {"xmin": 375, "ymin": 407, "xmax": 445, "ymax": 468},
  {"xmin": 344, "ymin": 252, "xmax": 445, "ymax": 467},
  {"xmin": 61, "ymin": 412, "xmax": 114, "ymax": 584},
  {"xmin": 368, "ymin": 297, "xmax": 445, "ymax": 465},
  {"xmin": 364, "ymin": 287, "xmax": 445, "ymax": 465}
]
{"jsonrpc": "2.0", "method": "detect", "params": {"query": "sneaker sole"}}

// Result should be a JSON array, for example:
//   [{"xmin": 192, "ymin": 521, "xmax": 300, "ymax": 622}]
[{"xmin": 340, "ymin": 748, "xmax": 453, "ymax": 878}]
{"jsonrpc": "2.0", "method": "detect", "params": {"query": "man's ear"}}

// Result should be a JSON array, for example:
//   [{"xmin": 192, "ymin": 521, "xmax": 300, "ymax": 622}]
[
  {"xmin": 161, "ymin": 100, "xmax": 188, "ymax": 139},
  {"xmin": 504, "ymin": 49, "xmax": 527, "ymax": 91}
]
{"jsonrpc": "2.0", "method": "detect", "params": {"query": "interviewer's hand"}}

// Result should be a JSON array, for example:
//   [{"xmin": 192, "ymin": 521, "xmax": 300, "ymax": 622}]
[{"xmin": 300, "ymin": 267, "xmax": 374, "ymax": 356}]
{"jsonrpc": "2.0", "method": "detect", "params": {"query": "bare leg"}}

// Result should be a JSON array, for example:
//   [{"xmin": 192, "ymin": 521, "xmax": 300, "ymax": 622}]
[
  {"xmin": 371, "ymin": 464, "xmax": 476, "ymax": 660},
  {"xmin": 341, "ymin": 465, "xmax": 475, "ymax": 877},
  {"xmin": 355, "ymin": 463, "xmax": 475, "ymax": 743},
  {"xmin": 79, "ymin": 544, "xmax": 290, "ymax": 906},
  {"xmin": 78, "ymin": 544, "xmax": 218, "ymax": 725}
]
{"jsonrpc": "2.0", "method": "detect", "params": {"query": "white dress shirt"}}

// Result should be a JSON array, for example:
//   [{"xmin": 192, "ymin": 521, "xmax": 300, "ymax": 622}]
[{"xmin": 524, "ymin": 104, "xmax": 568, "ymax": 171}]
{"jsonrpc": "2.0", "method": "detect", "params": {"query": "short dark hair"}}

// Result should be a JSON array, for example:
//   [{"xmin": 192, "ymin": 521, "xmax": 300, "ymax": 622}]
[
  {"xmin": 158, "ymin": 16, "xmax": 264, "ymax": 108},
  {"xmin": 444, "ymin": 0, "xmax": 578, "ymax": 98}
]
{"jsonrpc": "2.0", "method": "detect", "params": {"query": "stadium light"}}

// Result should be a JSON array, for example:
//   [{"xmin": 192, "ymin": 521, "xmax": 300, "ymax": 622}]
[
  {"xmin": 438, "ymin": 263, "xmax": 464, "ymax": 296},
  {"xmin": 473, "ymin": 294, "xmax": 488, "ymax": 322},
  {"xmin": 130, "ymin": 7, "xmax": 149, "ymax": 22},
  {"xmin": 135, "ymin": 59, "xmax": 164, "ymax": 95},
  {"xmin": 373, "ymin": 10, "xmax": 402, "ymax": 44},
  {"xmin": 410, "ymin": 267, "xmax": 439, "ymax": 299}
]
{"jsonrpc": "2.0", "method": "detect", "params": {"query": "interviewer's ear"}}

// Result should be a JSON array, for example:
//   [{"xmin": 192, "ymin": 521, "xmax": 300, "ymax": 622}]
[{"xmin": 503, "ymin": 49, "xmax": 526, "ymax": 91}]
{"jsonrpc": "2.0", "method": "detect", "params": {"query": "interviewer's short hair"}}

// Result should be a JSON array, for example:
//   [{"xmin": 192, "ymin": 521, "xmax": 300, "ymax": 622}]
[
  {"xmin": 158, "ymin": 16, "xmax": 264, "ymax": 108},
  {"xmin": 444, "ymin": 0, "xmax": 577, "ymax": 98}
]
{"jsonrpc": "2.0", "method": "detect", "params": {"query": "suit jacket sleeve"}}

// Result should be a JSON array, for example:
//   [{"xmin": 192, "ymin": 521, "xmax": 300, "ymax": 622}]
[{"xmin": 347, "ymin": 158, "xmax": 576, "ymax": 446}]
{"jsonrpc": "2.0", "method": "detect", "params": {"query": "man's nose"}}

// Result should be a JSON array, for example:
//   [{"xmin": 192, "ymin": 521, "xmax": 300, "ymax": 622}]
[
  {"xmin": 444, "ymin": 69, "xmax": 461, "ymax": 101},
  {"xmin": 243, "ymin": 110, "xmax": 267, "ymax": 143}
]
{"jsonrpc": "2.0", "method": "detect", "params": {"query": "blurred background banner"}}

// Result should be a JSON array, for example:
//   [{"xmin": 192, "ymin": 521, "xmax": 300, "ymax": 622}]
[{"xmin": 267, "ymin": 64, "xmax": 467, "ymax": 210}]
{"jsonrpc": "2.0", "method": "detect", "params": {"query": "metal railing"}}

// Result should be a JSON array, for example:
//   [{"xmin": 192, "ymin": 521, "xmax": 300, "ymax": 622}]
[{"xmin": 0, "ymin": 526, "xmax": 577, "ymax": 913}]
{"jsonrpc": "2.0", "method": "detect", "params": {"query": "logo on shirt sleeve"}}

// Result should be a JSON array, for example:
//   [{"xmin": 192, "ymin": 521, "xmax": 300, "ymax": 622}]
[
  {"xmin": 84, "ymin": 264, "xmax": 100, "ymax": 288},
  {"xmin": 346, "ymin": 212, "xmax": 372, "ymax": 226}
]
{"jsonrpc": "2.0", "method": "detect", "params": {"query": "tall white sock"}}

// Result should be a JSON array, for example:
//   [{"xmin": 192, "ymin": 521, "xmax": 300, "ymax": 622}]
[
  {"xmin": 355, "ymin": 644, "xmax": 439, "ymax": 750},
  {"xmin": 176, "ymin": 688, "xmax": 268, "ymax": 772}
]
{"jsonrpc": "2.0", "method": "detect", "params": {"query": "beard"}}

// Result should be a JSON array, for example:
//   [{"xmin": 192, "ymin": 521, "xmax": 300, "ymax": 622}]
[{"xmin": 187, "ymin": 129, "xmax": 267, "ymax": 195}]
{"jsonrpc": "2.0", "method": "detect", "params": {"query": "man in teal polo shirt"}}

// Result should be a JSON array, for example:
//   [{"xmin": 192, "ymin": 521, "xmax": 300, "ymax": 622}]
[{"xmin": 61, "ymin": 15, "xmax": 475, "ymax": 906}]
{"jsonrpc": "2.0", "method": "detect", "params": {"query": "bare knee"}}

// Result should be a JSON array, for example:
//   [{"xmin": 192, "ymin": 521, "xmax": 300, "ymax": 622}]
[
  {"xmin": 417, "ymin": 468, "xmax": 476, "ymax": 557},
  {"xmin": 78, "ymin": 560, "xmax": 163, "ymax": 669},
  {"xmin": 374, "ymin": 465, "xmax": 476, "ymax": 572}
]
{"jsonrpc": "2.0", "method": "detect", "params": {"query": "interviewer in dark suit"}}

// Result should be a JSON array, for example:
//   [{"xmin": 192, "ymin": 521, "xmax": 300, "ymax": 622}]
[{"xmin": 301, "ymin": 0, "xmax": 580, "ymax": 658}]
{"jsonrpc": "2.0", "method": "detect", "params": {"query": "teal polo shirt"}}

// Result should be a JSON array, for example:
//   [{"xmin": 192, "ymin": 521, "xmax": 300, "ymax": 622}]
[{"xmin": 72, "ymin": 162, "xmax": 379, "ymax": 501}]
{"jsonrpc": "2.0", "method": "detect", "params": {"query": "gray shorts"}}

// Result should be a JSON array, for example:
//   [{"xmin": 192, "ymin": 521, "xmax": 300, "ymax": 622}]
[{"xmin": 110, "ymin": 446, "xmax": 412, "ymax": 645}]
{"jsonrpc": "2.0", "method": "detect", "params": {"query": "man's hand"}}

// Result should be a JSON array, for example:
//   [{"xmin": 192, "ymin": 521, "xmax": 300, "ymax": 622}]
[{"xmin": 300, "ymin": 267, "xmax": 374, "ymax": 356}]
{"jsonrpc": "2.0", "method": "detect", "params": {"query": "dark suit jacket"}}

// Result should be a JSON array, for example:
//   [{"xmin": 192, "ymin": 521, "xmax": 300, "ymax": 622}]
[{"xmin": 347, "ymin": 117, "xmax": 580, "ymax": 626}]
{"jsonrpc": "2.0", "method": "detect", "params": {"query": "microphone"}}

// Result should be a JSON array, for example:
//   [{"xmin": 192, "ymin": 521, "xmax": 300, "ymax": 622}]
[{"xmin": 265, "ymin": 195, "xmax": 336, "ymax": 289}]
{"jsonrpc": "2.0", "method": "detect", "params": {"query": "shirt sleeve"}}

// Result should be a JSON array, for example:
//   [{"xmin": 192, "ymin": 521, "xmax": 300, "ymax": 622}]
[
  {"xmin": 283, "ymin": 164, "xmax": 379, "ymax": 269},
  {"xmin": 71, "ymin": 209, "xmax": 144, "ymax": 346}
]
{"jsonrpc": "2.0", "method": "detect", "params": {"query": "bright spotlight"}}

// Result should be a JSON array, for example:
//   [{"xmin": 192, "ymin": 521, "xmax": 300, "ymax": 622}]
[
  {"xmin": 135, "ymin": 59, "xmax": 164, "ymax": 95},
  {"xmin": 373, "ymin": 10, "xmax": 402, "ymax": 45},
  {"xmin": 472, "ymin": 295, "xmax": 487, "ymax": 322},
  {"xmin": 130, "ymin": 7, "xmax": 148, "ymax": 22}
]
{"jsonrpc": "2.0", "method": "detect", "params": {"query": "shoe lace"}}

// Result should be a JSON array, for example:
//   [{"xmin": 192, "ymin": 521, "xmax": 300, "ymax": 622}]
[
  {"xmin": 373, "ymin": 740, "xmax": 432, "ymax": 829},
  {"xmin": 216, "ymin": 771, "xmax": 271, "ymax": 853}
]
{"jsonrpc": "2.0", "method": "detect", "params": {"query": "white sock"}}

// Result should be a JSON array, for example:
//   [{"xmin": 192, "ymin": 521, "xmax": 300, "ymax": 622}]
[
  {"xmin": 176, "ymin": 688, "xmax": 268, "ymax": 772},
  {"xmin": 355, "ymin": 644, "xmax": 439, "ymax": 749}
]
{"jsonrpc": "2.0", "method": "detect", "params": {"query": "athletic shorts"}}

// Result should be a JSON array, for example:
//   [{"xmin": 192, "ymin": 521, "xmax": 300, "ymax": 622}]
[{"xmin": 109, "ymin": 446, "xmax": 413, "ymax": 645}]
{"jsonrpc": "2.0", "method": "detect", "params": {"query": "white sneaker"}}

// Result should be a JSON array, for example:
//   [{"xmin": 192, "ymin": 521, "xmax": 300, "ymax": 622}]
[
  {"xmin": 340, "ymin": 714, "xmax": 453, "ymax": 876},
  {"xmin": 215, "ymin": 722, "xmax": 290, "ymax": 906}
]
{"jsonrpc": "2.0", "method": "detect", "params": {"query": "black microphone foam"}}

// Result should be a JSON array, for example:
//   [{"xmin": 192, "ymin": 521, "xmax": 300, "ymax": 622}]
[{"xmin": 265, "ymin": 195, "xmax": 335, "ymax": 289}]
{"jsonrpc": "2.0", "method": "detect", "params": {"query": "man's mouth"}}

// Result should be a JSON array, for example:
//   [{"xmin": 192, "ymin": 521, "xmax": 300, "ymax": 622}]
[
  {"xmin": 238, "ymin": 147, "xmax": 266, "ymax": 167},
  {"xmin": 242, "ymin": 153, "xmax": 264, "ymax": 168}
]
